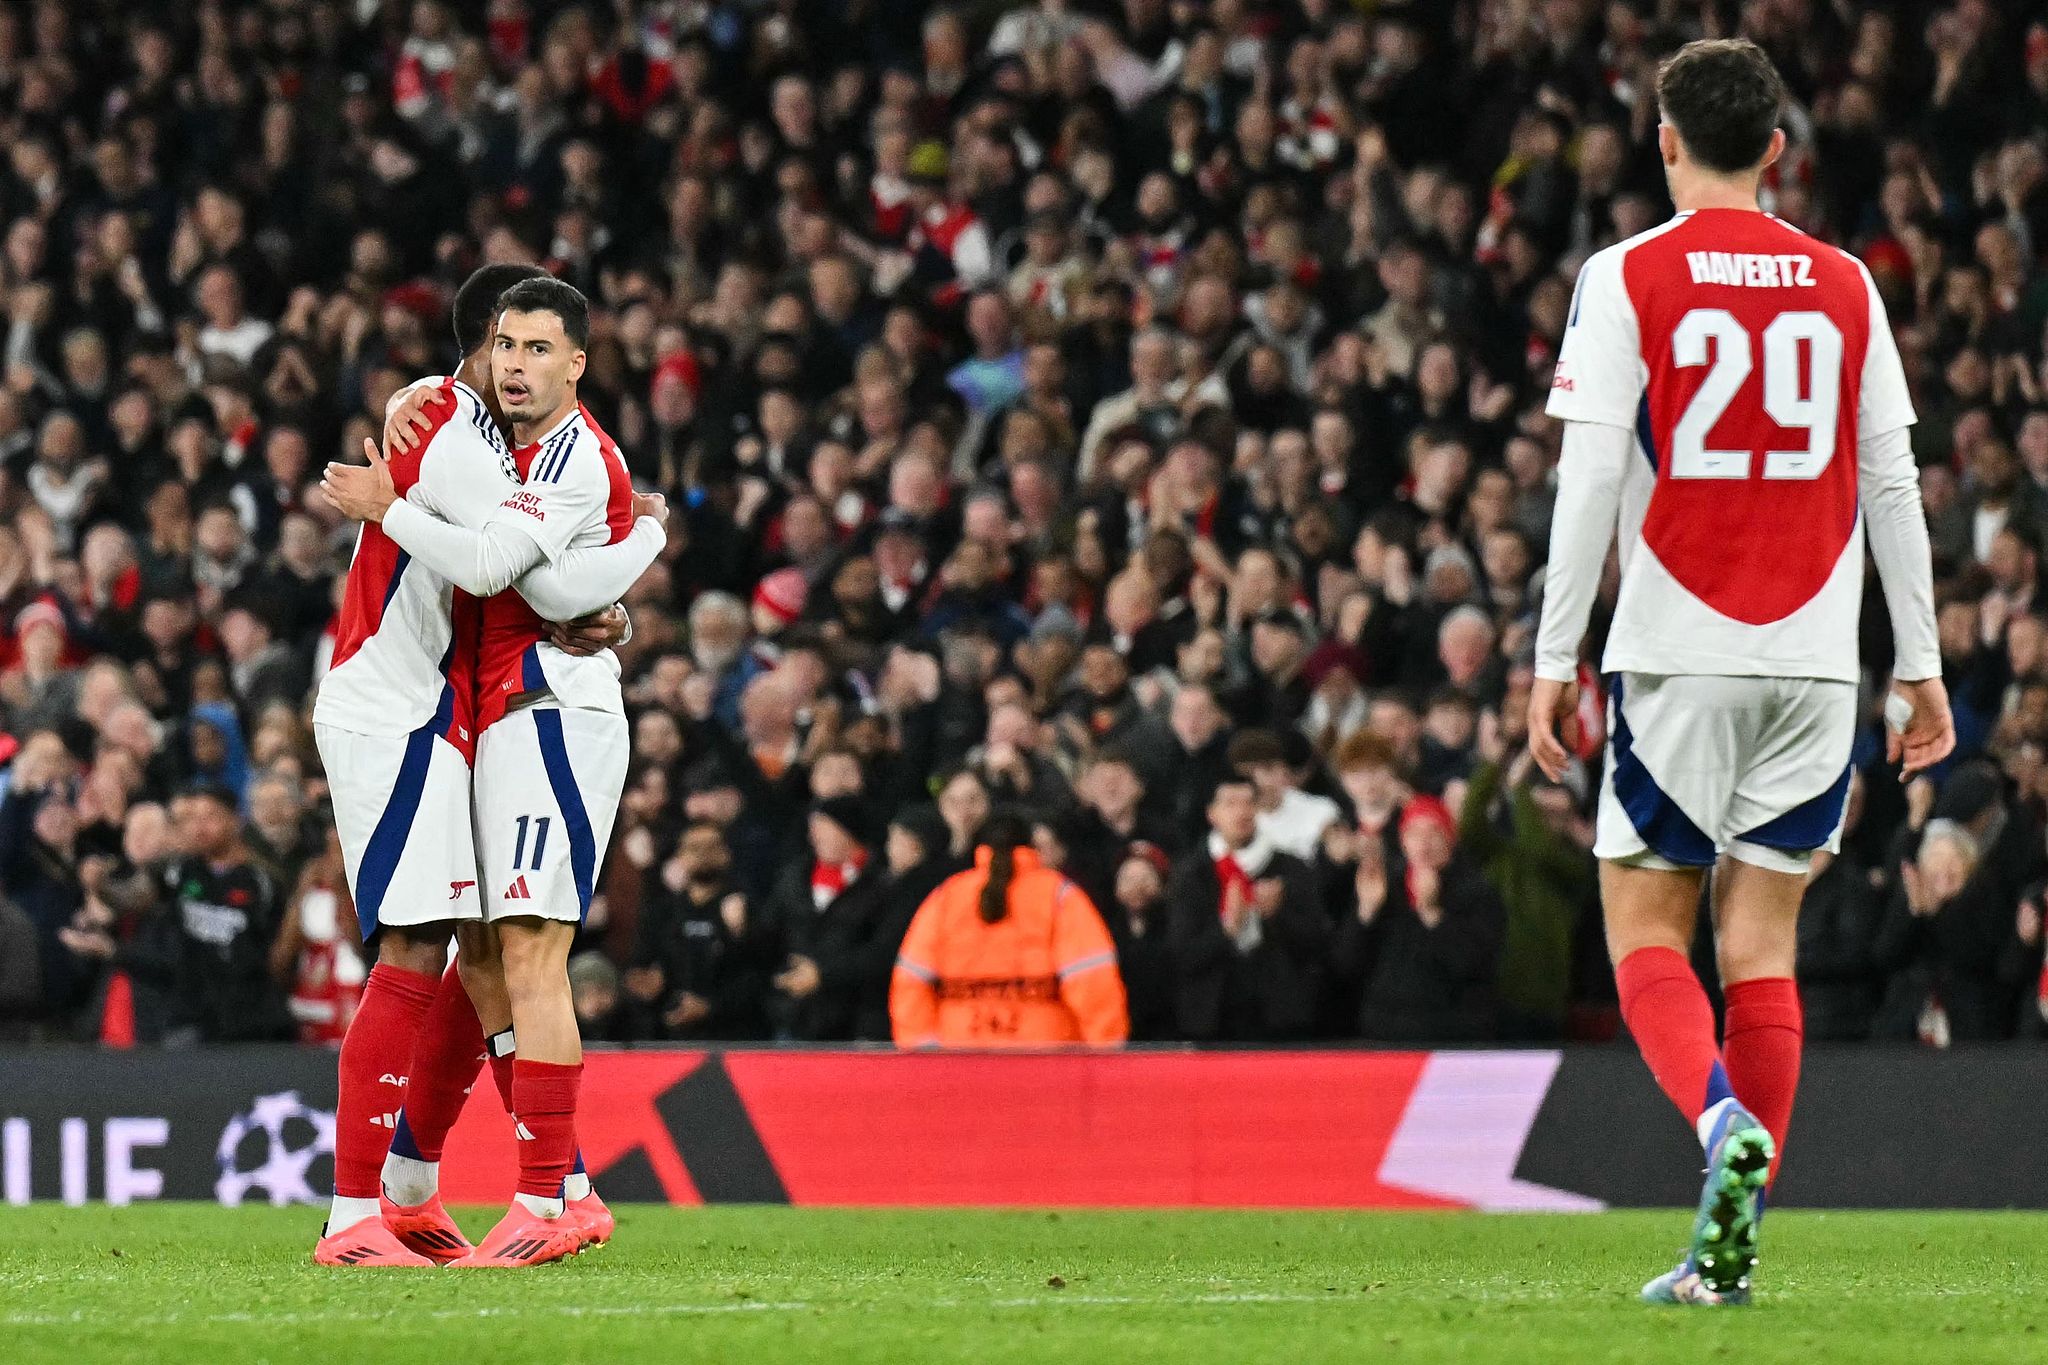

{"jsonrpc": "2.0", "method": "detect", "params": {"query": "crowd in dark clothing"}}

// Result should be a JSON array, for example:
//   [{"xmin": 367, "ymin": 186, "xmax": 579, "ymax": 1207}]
[{"xmin": 3, "ymin": 1, "xmax": 2048, "ymax": 1048}]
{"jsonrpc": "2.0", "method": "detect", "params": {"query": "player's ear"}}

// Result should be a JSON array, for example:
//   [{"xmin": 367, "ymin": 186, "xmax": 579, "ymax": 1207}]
[
  {"xmin": 570, "ymin": 349, "xmax": 587, "ymax": 383},
  {"xmin": 1657, "ymin": 123, "xmax": 1680, "ymax": 168},
  {"xmin": 1761, "ymin": 126, "xmax": 1786, "ymax": 172}
]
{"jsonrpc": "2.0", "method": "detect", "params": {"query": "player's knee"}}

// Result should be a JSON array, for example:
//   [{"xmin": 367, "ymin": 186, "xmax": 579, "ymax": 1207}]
[
  {"xmin": 1716, "ymin": 930, "xmax": 1795, "ymax": 985},
  {"xmin": 454, "ymin": 921, "xmax": 499, "ymax": 971},
  {"xmin": 496, "ymin": 924, "xmax": 568, "ymax": 996},
  {"xmin": 1600, "ymin": 866, "xmax": 1701, "ymax": 966},
  {"xmin": 377, "ymin": 928, "xmax": 449, "ymax": 977}
]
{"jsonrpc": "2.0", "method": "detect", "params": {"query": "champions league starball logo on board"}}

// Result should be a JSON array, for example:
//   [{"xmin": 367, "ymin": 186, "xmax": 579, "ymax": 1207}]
[{"xmin": 215, "ymin": 1091, "xmax": 335, "ymax": 1207}]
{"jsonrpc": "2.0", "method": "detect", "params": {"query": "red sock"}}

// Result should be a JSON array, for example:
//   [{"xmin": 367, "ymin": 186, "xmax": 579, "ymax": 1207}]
[
  {"xmin": 395, "ymin": 967, "xmax": 487, "ymax": 1163},
  {"xmin": 512, "ymin": 1060, "xmax": 582, "ymax": 1199},
  {"xmin": 1615, "ymin": 946, "xmax": 1734, "ymax": 1132},
  {"xmin": 1722, "ymin": 977, "xmax": 1802, "ymax": 1183},
  {"xmin": 333, "ymin": 963, "xmax": 438, "ymax": 1198},
  {"xmin": 488, "ymin": 1048, "xmax": 516, "ymax": 1113}
]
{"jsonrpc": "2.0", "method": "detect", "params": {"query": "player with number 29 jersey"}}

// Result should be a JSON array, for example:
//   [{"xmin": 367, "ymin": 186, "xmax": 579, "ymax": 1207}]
[
  {"xmin": 1542, "ymin": 207, "xmax": 1925, "ymax": 685},
  {"xmin": 1527, "ymin": 38, "xmax": 1950, "ymax": 1310},
  {"xmin": 1538, "ymin": 201, "xmax": 1939, "ymax": 877}
]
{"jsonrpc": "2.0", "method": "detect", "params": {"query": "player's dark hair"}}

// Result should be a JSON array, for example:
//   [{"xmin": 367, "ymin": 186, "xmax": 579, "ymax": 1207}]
[
  {"xmin": 496, "ymin": 276, "xmax": 590, "ymax": 351},
  {"xmin": 976, "ymin": 809, "xmax": 1032, "ymax": 924},
  {"xmin": 1656, "ymin": 39, "xmax": 1784, "ymax": 175},
  {"xmin": 453, "ymin": 264, "xmax": 545, "ymax": 355}
]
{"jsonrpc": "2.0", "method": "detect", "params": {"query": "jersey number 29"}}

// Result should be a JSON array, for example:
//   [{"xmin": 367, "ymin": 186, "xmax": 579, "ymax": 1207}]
[{"xmin": 1670, "ymin": 308, "xmax": 1843, "ymax": 481}]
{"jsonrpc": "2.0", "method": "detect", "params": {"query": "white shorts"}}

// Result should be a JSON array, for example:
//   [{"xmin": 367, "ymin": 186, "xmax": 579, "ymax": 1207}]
[
  {"xmin": 1597, "ymin": 672, "xmax": 1856, "ymax": 874},
  {"xmin": 314, "ymin": 722, "xmax": 482, "ymax": 937},
  {"xmin": 472, "ymin": 704, "xmax": 629, "ymax": 924}
]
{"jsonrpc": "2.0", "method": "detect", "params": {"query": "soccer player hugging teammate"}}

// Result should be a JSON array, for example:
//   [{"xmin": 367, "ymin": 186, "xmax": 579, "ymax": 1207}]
[
  {"xmin": 1528, "ymin": 40, "xmax": 1953, "ymax": 1306},
  {"xmin": 314, "ymin": 270, "xmax": 668, "ymax": 1267}
]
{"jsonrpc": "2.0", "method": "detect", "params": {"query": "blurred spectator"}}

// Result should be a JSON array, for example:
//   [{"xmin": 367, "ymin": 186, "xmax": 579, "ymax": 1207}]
[
  {"xmin": 761, "ymin": 796, "xmax": 889, "ymax": 1041},
  {"xmin": 1168, "ymin": 774, "xmax": 1328, "ymax": 1041},
  {"xmin": 1456, "ymin": 738, "xmax": 1595, "ymax": 1040},
  {"xmin": 1333, "ymin": 795, "xmax": 1503, "ymax": 1042},
  {"xmin": 1104, "ymin": 841, "xmax": 1178, "ymax": 1042},
  {"xmin": 62, "ymin": 784, "xmax": 289, "ymax": 1045},
  {"xmin": 1797, "ymin": 776, "xmax": 1890, "ymax": 1042},
  {"xmin": 625, "ymin": 821, "xmax": 768, "ymax": 1041},
  {"xmin": 271, "ymin": 824, "xmax": 363, "ymax": 1046}
]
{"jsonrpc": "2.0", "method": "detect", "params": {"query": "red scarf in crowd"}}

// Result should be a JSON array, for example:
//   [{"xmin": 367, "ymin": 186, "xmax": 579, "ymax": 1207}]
[
  {"xmin": 1208, "ymin": 832, "xmax": 1272, "ymax": 921},
  {"xmin": 811, "ymin": 849, "xmax": 869, "ymax": 909}
]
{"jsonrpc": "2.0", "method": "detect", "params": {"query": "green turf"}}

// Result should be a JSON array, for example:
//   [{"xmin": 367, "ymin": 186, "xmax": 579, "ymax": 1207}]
[{"xmin": 2, "ymin": 1205, "xmax": 2043, "ymax": 1363}]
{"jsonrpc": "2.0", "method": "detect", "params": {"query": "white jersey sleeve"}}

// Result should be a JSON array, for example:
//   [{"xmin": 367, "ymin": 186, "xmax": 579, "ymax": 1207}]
[
  {"xmin": 1851, "ymin": 268, "xmax": 1937, "ymax": 681},
  {"xmin": 381, "ymin": 499, "xmax": 661, "ymax": 617},
  {"xmin": 1547, "ymin": 246, "xmax": 1645, "ymax": 429},
  {"xmin": 1534, "ymin": 421, "xmax": 1631, "ymax": 682}
]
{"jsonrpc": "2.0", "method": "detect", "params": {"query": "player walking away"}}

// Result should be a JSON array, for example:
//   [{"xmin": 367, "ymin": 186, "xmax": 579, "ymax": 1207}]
[
  {"xmin": 328, "ymin": 278, "xmax": 651, "ymax": 1267},
  {"xmin": 311, "ymin": 266, "xmax": 664, "ymax": 1268},
  {"xmin": 1528, "ymin": 39, "xmax": 1953, "ymax": 1306}
]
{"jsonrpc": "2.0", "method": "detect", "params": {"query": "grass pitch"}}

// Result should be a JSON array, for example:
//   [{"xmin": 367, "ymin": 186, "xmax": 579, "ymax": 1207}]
[{"xmin": 2, "ymin": 1205, "xmax": 2042, "ymax": 1363}]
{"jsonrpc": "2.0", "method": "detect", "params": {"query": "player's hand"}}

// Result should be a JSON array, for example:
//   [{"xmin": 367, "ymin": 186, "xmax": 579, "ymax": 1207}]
[
  {"xmin": 1888, "ymin": 677, "xmax": 1957, "ymax": 781},
  {"xmin": 632, "ymin": 490, "xmax": 669, "ymax": 524},
  {"xmin": 321, "ymin": 439, "xmax": 399, "ymax": 523},
  {"xmin": 548, "ymin": 604, "xmax": 628, "ymax": 656},
  {"xmin": 1526, "ymin": 675, "xmax": 1581, "ymax": 782},
  {"xmin": 384, "ymin": 382, "xmax": 444, "ymax": 455}
]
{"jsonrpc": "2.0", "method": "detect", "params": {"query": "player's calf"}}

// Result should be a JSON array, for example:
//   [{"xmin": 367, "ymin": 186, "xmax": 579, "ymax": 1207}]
[{"xmin": 327, "ymin": 933, "xmax": 447, "ymax": 1239}]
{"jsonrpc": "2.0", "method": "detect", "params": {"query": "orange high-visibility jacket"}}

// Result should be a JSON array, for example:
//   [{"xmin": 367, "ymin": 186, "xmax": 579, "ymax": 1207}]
[{"xmin": 890, "ymin": 846, "xmax": 1129, "ymax": 1048}]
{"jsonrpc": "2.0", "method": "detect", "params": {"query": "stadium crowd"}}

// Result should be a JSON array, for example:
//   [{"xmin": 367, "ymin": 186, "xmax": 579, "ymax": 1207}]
[{"xmin": 1, "ymin": 0, "xmax": 2047, "ymax": 1048}]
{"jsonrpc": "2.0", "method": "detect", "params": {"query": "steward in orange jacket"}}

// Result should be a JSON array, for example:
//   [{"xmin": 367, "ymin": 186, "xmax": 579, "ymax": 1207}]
[{"xmin": 890, "ymin": 827, "xmax": 1128, "ymax": 1048}]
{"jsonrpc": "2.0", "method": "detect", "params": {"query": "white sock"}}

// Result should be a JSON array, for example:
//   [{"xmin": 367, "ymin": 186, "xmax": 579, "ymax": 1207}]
[
  {"xmin": 563, "ymin": 1171, "xmax": 591, "ymax": 1202},
  {"xmin": 327, "ymin": 1194, "xmax": 382, "ymax": 1234},
  {"xmin": 514, "ymin": 1191, "xmax": 565, "ymax": 1219},
  {"xmin": 381, "ymin": 1152, "xmax": 439, "ymax": 1208},
  {"xmin": 1696, "ymin": 1096, "xmax": 1739, "ymax": 1151}
]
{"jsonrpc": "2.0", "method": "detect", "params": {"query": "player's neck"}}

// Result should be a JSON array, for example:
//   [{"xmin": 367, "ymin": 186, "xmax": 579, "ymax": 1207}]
[
  {"xmin": 511, "ymin": 393, "xmax": 577, "ymax": 448},
  {"xmin": 450, "ymin": 349, "xmax": 489, "ymax": 397},
  {"xmin": 1670, "ymin": 173, "xmax": 1763, "ymax": 215},
  {"xmin": 455, "ymin": 352, "xmax": 501, "ymax": 424}
]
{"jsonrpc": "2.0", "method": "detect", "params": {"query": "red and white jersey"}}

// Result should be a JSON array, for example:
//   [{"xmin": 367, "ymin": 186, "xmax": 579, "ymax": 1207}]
[
  {"xmin": 1546, "ymin": 208, "xmax": 1915, "ymax": 683},
  {"xmin": 313, "ymin": 378, "xmax": 514, "ymax": 752},
  {"xmin": 475, "ymin": 402, "xmax": 636, "ymax": 731}
]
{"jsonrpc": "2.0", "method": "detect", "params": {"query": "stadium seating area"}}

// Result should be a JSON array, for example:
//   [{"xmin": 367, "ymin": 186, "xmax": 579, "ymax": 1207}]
[{"xmin": 1, "ymin": 0, "xmax": 2047, "ymax": 1048}]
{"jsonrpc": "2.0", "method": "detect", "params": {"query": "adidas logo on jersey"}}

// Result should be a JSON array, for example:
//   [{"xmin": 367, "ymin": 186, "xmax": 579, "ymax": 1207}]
[
  {"xmin": 503, "ymin": 876, "xmax": 533, "ymax": 901},
  {"xmin": 370, "ymin": 1112, "xmax": 400, "ymax": 1129},
  {"xmin": 1684, "ymin": 250, "xmax": 1816, "ymax": 289}
]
